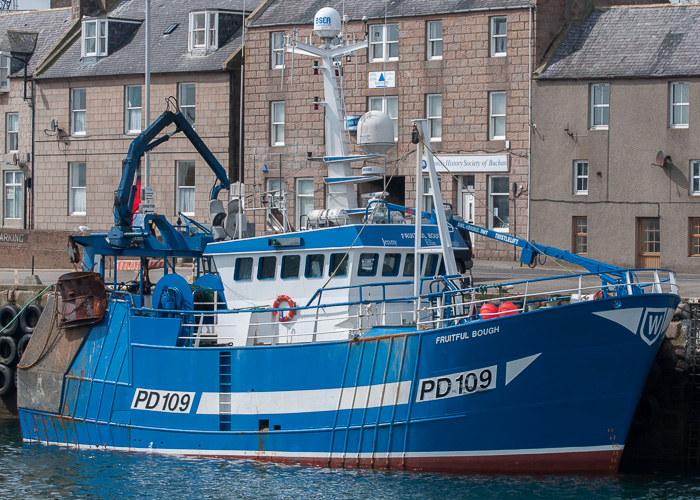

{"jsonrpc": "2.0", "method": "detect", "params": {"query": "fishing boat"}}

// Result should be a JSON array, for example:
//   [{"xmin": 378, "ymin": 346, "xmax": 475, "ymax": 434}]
[{"xmin": 16, "ymin": 8, "xmax": 679, "ymax": 473}]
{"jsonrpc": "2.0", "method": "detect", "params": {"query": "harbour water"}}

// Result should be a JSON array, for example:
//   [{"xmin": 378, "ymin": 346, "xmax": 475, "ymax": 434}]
[{"xmin": 2, "ymin": 417, "xmax": 700, "ymax": 500}]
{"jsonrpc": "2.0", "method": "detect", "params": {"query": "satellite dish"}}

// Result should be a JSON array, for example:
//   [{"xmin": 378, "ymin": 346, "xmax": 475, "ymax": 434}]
[
  {"xmin": 655, "ymin": 150, "xmax": 665, "ymax": 167},
  {"xmin": 50, "ymin": 119, "xmax": 57, "ymax": 132}
]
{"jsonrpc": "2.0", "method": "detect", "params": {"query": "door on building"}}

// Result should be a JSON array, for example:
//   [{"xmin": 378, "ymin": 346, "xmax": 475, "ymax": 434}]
[{"xmin": 637, "ymin": 217, "xmax": 660, "ymax": 268}]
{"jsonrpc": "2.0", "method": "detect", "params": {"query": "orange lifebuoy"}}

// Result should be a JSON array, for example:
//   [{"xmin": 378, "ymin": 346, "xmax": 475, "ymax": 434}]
[{"xmin": 272, "ymin": 295, "xmax": 295, "ymax": 322}]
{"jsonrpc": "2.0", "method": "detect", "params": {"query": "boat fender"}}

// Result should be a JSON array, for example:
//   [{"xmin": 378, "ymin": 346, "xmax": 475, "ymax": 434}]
[
  {"xmin": 631, "ymin": 393, "xmax": 660, "ymax": 431},
  {"xmin": 0, "ymin": 304, "xmax": 20, "ymax": 336},
  {"xmin": 0, "ymin": 363, "xmax": 13, "ymax": 397},
  {"xmin": 17, "ymin": 334, "xmax": 32, "ymax": 363},
  {"xmin": 479, "ymin": 303, "xmax": 498, "ymax": 320},
  {"xmin": 273, "ymin": 295, "xmax": 295, "ymax": 322},
  {"xmin": 19, "ymin": 304, "xmax": 43, "ymax": 335},
  {"xmin": 0, "ymin": 336, "xmax": 17, "ymax": 365},
  {"xmin": 498, "ymin": 301, "xmax": 519, "ymax": 317}
]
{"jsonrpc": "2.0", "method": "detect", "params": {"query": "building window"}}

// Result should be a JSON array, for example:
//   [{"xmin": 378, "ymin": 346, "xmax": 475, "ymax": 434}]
[
  {"xmin": 670, "ymin": 82, "xmax": 689, "ymax": 128},
  {"xmin": 82, "ymin": 19, "xmax": 107, "ymax": 57},
  {"xmin": 422, "ymin": 175, "xmax": 441, "ymax": 215},
  {"xmin": 0, "ymin": 55, "xmax": 9, "ymax": 92},
  {"xmin": 573, "ymin": 216, "xmax": 588, "ymax": 255},
  {"xmin": 368, "ymin": 96, "xmax": 398, "ymax": 141},
  {"xmin": 179, "ymin": 83, "xmax": 195, "ymax": 127},
  {"xmin": 691, "ymin": 160, "xmax": 700, "ymax": 195},
  {"xmin": 489, "ymin": 91, "xmax": 506, "ymax": 140},
  {"xmin": 125, "ymin": 85, "xmax": 142, "ymax": 134},
  {"xmin": 426, "ymin": 94, "xmax": 442, "ymax": 142},
  {"xmin": 296, "ymin": 178, "xmax": 314, "ymax": 230},
  {"xmin": 266, "ymin": 177, "xmax": 282, "ymax": 231},
  {"xmin": 490, "ymin": 17, "xmax": 507, "ymax": 57},
  {"xmin": 271, "ymin": 101, "xmax": 284, "ymax": 146},
  {"xmin": 6, "ymin": 113, "xmax": 18, "ymax": 153},
  {"xmin": 271, "ymin": 31, "xmax": 285, "ymax": 68},
  {"xmin": 69, "ymin": 162, "xmax": 86, "ymax": 215},
  {"xmin": 590, "ymin": 83, "xmax": 609, "ymax": 130},
  {"xmin": 574, "ymin": 160, "xmax": 589, "ymax": 195},
  {"xmin": 427, "ymin": 21, "xmax": 442, "ymax": 60},
  {"xmin": 691, "ymin": 218, "xmax": 700, "ymax": 257},
  {"xmin": 71, "ymin": 88, "xmax": 86, "ymax": 136},
  {"xmin": 3, "ymin": 170, "xmax": 22, "ymax": 220},
  {"xmin": 369, "ymin": 24, "xmax": 398, "ymax": 62},
  {"xmin": 488, "ymin": 176, "xmax": 509, "ymax": 231},
  {"xmin": 176, "ymin": 161, "xmax": 195, "ymax": 216},
  {"xmin": 189, "ymin": 11, "xmax": 218, "ymax": 53}
]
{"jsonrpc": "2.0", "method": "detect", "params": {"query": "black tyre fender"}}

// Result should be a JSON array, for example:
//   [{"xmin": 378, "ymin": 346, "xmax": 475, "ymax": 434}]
[
  {"xmin": 0, "ymin": 363, "xmax": 14, "ymax": 397},
  {"xmin": 632, "ymin": 393, "xmax": 661, "ymax": 431},
  {"xmin": 19, "ymin": 304, "xmax": 43, "ymax": 335},
  {"xmin": 17, "ymin": 333, "xmax": 31, "ymax": 362},
  {"xmin": 0, "ymin": 304, "xmax": 20, "ymax": 336},
  {"xmin": 0, "ymin": 336, "xmax": 17, "ymax": 365}
]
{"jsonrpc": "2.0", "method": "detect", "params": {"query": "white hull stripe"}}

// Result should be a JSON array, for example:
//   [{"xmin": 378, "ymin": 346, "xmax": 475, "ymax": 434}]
[{"xmin": 196, "ymin": 381, "xmax": 412, "ymax": 415}]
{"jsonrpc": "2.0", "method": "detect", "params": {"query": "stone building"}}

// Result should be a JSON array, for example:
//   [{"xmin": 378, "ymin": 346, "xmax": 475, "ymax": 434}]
[{"xmin": 532, "ymin": 3, "xmax": 700, "ymax": 273}]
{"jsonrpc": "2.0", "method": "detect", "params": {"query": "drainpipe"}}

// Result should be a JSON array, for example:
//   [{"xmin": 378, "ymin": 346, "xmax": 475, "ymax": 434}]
[{"xmin": 526, "ymin": 3, "xmax": 533, "ymax": 242}]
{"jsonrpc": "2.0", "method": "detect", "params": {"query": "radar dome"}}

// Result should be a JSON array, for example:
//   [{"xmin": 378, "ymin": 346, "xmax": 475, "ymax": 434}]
[
  {"xmin": 313, "ymin": 7, "xmax": 341, "ymax": 40},
  {"xmin": 357, "ymin": 111, "xmax": 395, "ymax": 154}
]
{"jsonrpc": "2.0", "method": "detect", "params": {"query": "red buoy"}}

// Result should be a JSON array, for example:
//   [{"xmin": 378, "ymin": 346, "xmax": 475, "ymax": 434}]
[
  {"xmin": 498, "ymin": 301, "xmax": 519, "ymax": 316},
  {"xmin": 480, "ymin": 303, "xmax": 498, "ymax": 319}
]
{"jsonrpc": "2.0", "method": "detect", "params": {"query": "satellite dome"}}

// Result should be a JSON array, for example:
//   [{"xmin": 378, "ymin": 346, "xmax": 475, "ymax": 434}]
[
  {"xmin": 313, "ymin": 7, "xmax": 341, "ymax": 40},
  {"xmin": 357, "ymin": 111, "xmax": 395, "ymax": 154}
]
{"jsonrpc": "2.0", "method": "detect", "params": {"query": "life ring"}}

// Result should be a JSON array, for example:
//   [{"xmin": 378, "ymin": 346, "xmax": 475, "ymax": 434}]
[{"xmin": 272, "ymin": 295, "xmax": 295, "ymax": 322}]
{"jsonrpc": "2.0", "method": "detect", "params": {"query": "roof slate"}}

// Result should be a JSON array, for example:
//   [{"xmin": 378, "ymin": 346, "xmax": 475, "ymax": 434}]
[
  {"xmin": 0, "ymin": 8, "xmax": 71, "ymax": 75},
  {"xmin": 538, "ymin": 5, "xmax": 700, "ymax": 79},
  {"xmin": 39, "ymin": 0, "xmax": 252, "ymax": 80},
  {"xmin": 250, "ymin": 0, "xmax": 528, "ymax": 27}
]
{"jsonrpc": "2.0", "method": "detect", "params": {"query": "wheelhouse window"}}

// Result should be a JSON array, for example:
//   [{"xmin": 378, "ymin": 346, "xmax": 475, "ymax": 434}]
[
  {"xmin": 69, "ymin": 162, "xmax": 86, "ymax": 215},
  {"xmin": 427, "ymin": 21, "xmax": 442, "ymax": 60},
  {"xmin": 258, "ymin": 256, "xmax": 276, "ymax": 280},
  {"xmin": 330, "ymin": 253, "xmax": 348, "ymax": 277},
  {"xmin": 189, "ymin": 11, "xmax": 218, "ymax": 53},
  {"xmin": 573, "ymin": 216, "xmax": 588, "ymax": 255},
  {"xmin": 305, "ymin": 254, "xmax": 324, "ymax": 278},
  {"xmin": 489, "ymin": 176, "xmax": 509, "ymax": 232},
  {"xmin": 590, "ymin": 83, "xmax": 609, "ymax": 130},
  {"xmin": 71, "ymin": 88, "xmax": 86, "ymax": 136},
  {"xmin": 691, "ymin": 160, "xmax": 700, "ymax": 195},
  {"xmin": 369, "ymin": 24, "xmax": 398, "ymax": 62},
  {"xmin": 3, "ymin": 170, "xmax": 22, "ymax": 220},
  {"xmin": 489, "ymin": 91, "xmax": 506, "ymax": 140},
  {"xmin": 0, "ymin": 55, "xmax": 9, "ymax": 92},
  {"xmin": 358, "ymin": 253, "xmax": 378, "ymax": 276},
  {"xmin": 382, "ymin": 253, "xmax": 401, "ymax": 276},
  {"xmin": 271, "ymin": 101, "xmax": 285, "ymax": 146},
  {"xmin": 271, "ymin": 31, "xmax": 285, "ymax": 68},
  {"xmin": 176, "ymin": 160, "xmax": 195, "ymax": 216},
  {"xmin": 403, "ymin": 253, "xmax": 415, "ymax": 276},
  {"xmin": 691, "ymin": 218, "xmax": 700, "ymax": 257},
  {"xmin": 368, "ymin": 96, "xmax": 398, "ymax": 141},
  {"xmin": 234, "ymin": 257, "xmax": 253, "ymax": 281},
  {"xmin": 281, "ymin": 255, "xmax": 300, "ymax": 279},
  {"xmin": 670, "ymin": 82, "xmax": 689, "ymax": 128},
  {"xmin": 574, "ymin": 160, "xmax": 589, "ymax": 195},
  {"xmin": 490, "ymin": 17, "xmax": 507, "ymax": 57},
  {"xmin": 6, "ymin": 112, "xmax": 18, "ymax": 152},
  {"xmin": 179, "ymin": 83, "xmax": 195, "ymax": 127},
  {"xmin": 125, "ymin": 85, "xmax": 142, "ymax": 134},
  {"xmin": 426, "ymin": 94, "xmax": 442, "ymax": 142},
  {"xmin": 82, "ymin": 19, "xmax": 107, "ymax": 57}
]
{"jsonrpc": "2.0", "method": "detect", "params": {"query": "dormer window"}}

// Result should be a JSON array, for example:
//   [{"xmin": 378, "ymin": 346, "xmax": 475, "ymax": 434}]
[
  {"xmin": 189, "ymin": 11, "xmax": 218, "ymax": 53},
  {"xmin": 82, "ymin": 19, "xmax": 107, "ymax": 57}
]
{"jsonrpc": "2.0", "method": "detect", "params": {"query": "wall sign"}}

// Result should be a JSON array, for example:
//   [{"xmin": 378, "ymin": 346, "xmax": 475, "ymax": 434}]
[
  {"xmin": 368, "ymin": 71, "xmax": 395, "ymax": 88},
  {"xmin": 433, "ymin": 154, "xmax": 509, "ymax": 173}
]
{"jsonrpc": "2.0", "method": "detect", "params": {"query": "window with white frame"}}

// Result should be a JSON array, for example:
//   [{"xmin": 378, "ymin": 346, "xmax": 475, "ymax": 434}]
[
  {"xmin": 670, "ymin": 82, "xmax": 689, "ymax": 128},
  {"xmin": 574, "ymin": 160, "xmax": 589, "ymax": 195},
  {"xmin": 4, "ymin": 170, "xmax": 22, "ymax": 219},
  {"xmin": 590, "ymin": 83, "xmax": 609, "ymax": 130},
  {"xmin": 368, "ymin": 96, "xmax": 398, "ymax": 141},
  {"xmin": 488, "ymin": 176, "xmax": 509, "ymax": 231},
  {"xmin": 271, "ymin": 31, "xmax": 285, "ymax": 69},
  {"xmin": 427, "ymin": 21, "xmax": 442, "ymax": 60},
  {"xmin": 691, "ymin": 160, "xmax": 700, "ymax": 195},
  {"xmin": 189, "ymin": 11, "xmax": 218, "ymax": 53},
  {"xmin": 426, "ymin": 94, "xmax": 442, "ymax": 142},
  {"xmin": 176, "ymin": 161, "xmax": 195, "ymax": 216},
  {"xmin": 296, "ymin": 178, "xmax": 314, "ymax": 230},
  {"xmin": 179, "ymin": 83, "xmax": 195, "ymax": 127},
  {"xmin": 266, "ymin": 177, "xmax": 282, "ymax": 231},
  {"xmin": 490, "ymin": 17, "xmax": 507, "ymax": 57},
  {"xmin": 0, "ymin": 55, "xmax": 9, "ymax": 92},
  {"xmin": 6, "ymin": 113, "xmax": 18, "ymax": 153},
  {"xmin": 489, "ymin": 91, "xmax": 506, "ymax": 140},
  {"xmin": 69, "ymin": 162, "xmax": 86, "ymax": 215},
  {"xmin": 271, "ymin": 101, "xmax": 285, "ymax": 146},
  {"xmin": 369, "ymin": 24, "xmax": 398, "ymax": 62},
  {"xmin": 71, "ymin": 88, "xmax": 86, "ymax": 136},
  {"xmin": 422, "ymin": 175, "xmax": 441, "ymax": 216},
  {"xmin": 82, "ymin": 19, "xmax": 107, "ymax": 57},
  {"xmin": 125, "ymin": 85, "xmax": 142, "ymax": 134}
]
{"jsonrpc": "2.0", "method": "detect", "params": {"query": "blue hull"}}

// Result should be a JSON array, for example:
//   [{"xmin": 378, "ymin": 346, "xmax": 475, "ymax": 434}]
[{"xmin": 18, "ymin": 293, "xmax": 678, "ymax": 473}]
